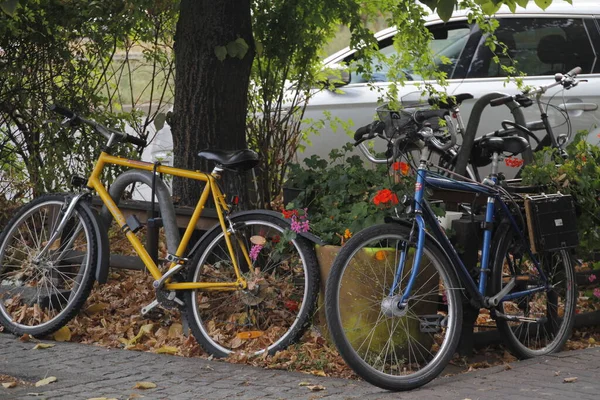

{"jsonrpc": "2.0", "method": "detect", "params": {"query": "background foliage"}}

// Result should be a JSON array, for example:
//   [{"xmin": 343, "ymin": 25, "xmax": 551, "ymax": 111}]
[{"xmin": 0, "ymin": 0, "xmax": 175, "ymax": 198}]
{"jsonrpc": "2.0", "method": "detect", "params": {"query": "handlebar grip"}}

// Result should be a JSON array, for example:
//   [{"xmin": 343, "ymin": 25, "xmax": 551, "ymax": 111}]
[
  {"xmin": 124, "ymin": 134, "xmax": 147, "ymax": 147},
  {"xmin": 413, "ymin": 109, "xmax": 448, "ymax": 123},
  {"xmin": 353, "ymin": 121, "xmax": 385, "ymax": 145},
  {"xmin": 489, "ymin": 95, "xmax": 513, "ymax": 107},
  {"xmin": 49, "ymin": 104, "xmax": 76, "ymax": 119},
  {"xmin": 371, "ymin": 120, "xmax": 385, "ymax": 135},
  {"xmin": 354, "ymin": 124, "xmax": 371, "ymax": 141},
  {"xmin": 566, "ymin": 66, "xmax": 582, "ymax": 77}
]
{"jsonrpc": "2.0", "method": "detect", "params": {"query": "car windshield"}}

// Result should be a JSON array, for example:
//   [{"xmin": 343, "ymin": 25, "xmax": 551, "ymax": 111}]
[{"xmin": 350, "ymin": 26, "xmax": 472, "ymax": 83}]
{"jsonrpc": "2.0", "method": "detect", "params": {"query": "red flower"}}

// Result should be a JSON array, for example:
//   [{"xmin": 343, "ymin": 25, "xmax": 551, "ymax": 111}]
[
  {"xmin": 392, "ymin": 161, "xmax": 410, "ymax": 176},
  {"xmin": 373, "ymin": 189, "xmax": 399, "ymax": 206},
  {"xmin": 282, "ymin": 209, "xmax": 297, "ymax": 219}
]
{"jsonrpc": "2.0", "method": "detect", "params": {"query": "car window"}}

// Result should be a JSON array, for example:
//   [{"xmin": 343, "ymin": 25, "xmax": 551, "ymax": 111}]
[
  {"xmin": 348, "ymin": 25, "xmax": 473, "ymax": 84},
  {"xmin": 467, "ymin": 18, "xmax": 596, "ymax": 78},
  {"xmin": 584, "ymin": 18, "xmax": 600, "ymax": 73}
]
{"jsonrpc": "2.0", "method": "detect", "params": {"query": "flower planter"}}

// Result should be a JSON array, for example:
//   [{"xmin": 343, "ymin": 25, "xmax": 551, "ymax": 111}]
[{"xmin": 315, "ymin": 244, "xmax": 438, "ymax": 357}]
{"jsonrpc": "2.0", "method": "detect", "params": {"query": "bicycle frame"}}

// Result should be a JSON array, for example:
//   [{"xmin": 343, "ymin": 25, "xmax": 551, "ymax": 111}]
[
  {"xmin": 86, "ymin": 151, "xmax": 252, "ymax": 291},
  {"xmin": 396, "ymin": 147, "xmax": 548, "ymax": 309}
]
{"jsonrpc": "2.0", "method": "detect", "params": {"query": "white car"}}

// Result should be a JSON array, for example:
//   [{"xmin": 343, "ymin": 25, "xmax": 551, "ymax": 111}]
[
  {"xmin": 300, "ymin": 0, "xmax": 600, "ymax": 164},
  {"xmin": 148, "ymin": 0, "xmax": 600, "ymax": 171}
]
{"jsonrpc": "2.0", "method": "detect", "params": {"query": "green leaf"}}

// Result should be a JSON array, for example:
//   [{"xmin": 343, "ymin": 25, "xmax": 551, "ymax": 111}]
[
  {"xmin": 226, "ymin": 38, "xmax": 249, "ymax": 60},
  {"xmin": 214, "ymin": 46, "xmax": 227, "ymax": 61},
  {"xmin": 534, "ymin": 0, "xmax": 552, "ymax": 10},
  {"xmin": 154, "ymin": 112, "xmax": 167, "ymax": 131},
  {"xmin": 515, "ymin": 0, "xmax": 529, "ymax": 7},
  {"xmin": 436, "ymin": 0, "xmax": 456, "ymax": 22},
  {"xmin": 0, "ymin": 0, "xmax": 18, "ymax": 15},
  {"xmin": 420, "ymin": 0, "xmax": 438, "ymax": 11},
  {"xmin": 480, "ymin": 1, "xmax": 502, "ymax": 15}
]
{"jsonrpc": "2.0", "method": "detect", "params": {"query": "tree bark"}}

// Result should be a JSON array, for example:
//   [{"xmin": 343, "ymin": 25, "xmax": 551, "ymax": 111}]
[{"xmin": 171, "ymin": 0, "xmax": 254, "ymax": 206}]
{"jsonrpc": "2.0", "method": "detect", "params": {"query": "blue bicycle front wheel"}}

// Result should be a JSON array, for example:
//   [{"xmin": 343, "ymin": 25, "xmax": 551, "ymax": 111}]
[{"xmin": 325, "ymin": 223, "xmax": 462, "ymax": 391}]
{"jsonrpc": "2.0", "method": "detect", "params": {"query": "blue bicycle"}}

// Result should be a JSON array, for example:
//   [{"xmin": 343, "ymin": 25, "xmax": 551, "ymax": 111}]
[{"xmin": 324, "ymin": 108, "xmax": 578, "ymax": 391}]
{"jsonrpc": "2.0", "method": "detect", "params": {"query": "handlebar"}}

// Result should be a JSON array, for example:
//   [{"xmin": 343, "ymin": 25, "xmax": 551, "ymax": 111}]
[
  {"xmin": 49, "ymin": 104, "xmax": 147, "ymax": 148},
  {"xmin": 489, "ymin": 67, "xmax": 582, "ymax": 108},
  {"xmin": 353, "ymin": 121, "xmax": 385, "ymax": 145},
  {"xmin": 354, "ymin": 109, "xmax": 457, "ymax": 164}
]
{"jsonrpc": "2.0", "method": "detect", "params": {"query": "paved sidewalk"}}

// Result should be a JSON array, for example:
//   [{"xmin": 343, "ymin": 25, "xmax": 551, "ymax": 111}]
[{"xmin": 1, "ymin": 333, "xmax": 599, "ymax": 400}]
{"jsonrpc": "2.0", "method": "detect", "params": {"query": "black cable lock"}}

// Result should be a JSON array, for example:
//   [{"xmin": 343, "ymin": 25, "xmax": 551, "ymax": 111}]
[{"xmin": 147, "ymin": 162, "xmax": 163, "ymax": 264}]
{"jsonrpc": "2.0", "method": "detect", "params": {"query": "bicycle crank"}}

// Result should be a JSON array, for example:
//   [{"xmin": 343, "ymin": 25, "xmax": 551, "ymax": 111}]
[{"xmin": 495, "ymin": 311, "xmax": 547, "ymax": 324}]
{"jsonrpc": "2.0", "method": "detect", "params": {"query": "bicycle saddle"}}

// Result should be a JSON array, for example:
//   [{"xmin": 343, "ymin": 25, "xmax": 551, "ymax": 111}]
[
  {"xmin": 428, "ymin": 93, "xmax": 474, "ymax": 109},
  {"xmin": 198, "ymin": 149, "xmax": 259, "ymax": 171},
  {"xmin": 470, "ymin": 135, "xmax": 530, "ymax": 167},
  {"xmin": 479, "ymin": 135, "xmax": 529, "ymax": 155}
]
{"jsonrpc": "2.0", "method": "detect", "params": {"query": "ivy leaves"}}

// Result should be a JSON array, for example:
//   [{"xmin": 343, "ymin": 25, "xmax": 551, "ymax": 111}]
[
  {"xmin": 0, "ymin": 0, "xmax": 18, "ymax": 16},
  {"xmin": 421, "ymin": 0, "xmax": 567, "ymax": 22},
  {"xmin": 214, "ymin": 38, "xmax": 249, "ymax": 61}
]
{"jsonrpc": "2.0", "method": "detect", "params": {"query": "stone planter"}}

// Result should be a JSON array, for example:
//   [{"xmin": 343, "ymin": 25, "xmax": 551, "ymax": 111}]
[{"xmin": 315, "ymin": 244, "xmax": 438, "ymax": 358}]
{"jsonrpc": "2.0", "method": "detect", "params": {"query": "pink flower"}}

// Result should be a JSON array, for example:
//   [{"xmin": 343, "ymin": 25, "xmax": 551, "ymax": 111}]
[
  {"xmin": 249, "ymin": 244, "xmax": 263, "ymax": 261},
  {"xmin": 290, "ymin": 213, "xmax": 310, "ymax": 234},
  {"xmin": 590, "ymin": 274, "xmax": 597, "ymax": 283},
  {"xmin": 593, "ymin": 288, "xmax": 600, "ymax": 299}
]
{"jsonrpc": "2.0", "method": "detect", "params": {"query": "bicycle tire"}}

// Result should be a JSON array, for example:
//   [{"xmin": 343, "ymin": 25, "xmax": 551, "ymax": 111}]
[
  {"xmin": 0, "ymin": 194, "xmax": 97, "ymax": 337},
  {"xmin": 491, "ymin": 222, "xmax": 576, "ymax": 358},
  {"xmin": 184, "ymin": 213, "xmax": 319, "ymax": 357},
  {"xmin": 324, "ymin": 223, "xmax": 462, "ymax": 391}
]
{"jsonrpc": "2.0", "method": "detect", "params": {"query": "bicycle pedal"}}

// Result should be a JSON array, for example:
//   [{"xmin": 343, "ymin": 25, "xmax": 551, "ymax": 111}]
[{"xmin": 419, "ymin": 314, "xmax": 446, "ymax": 333}]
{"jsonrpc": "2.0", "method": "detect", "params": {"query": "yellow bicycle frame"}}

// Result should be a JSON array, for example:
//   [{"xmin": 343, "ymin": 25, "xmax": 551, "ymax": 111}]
[{"xmin": 87, "ymin": 152, "xmax": 251, "ymax": 291}]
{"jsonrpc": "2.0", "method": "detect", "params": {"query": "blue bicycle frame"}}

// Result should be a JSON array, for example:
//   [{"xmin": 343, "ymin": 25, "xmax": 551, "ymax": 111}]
[{"xmin": 393, "ymin": 147, "xmax": 549, "ymax": 310}]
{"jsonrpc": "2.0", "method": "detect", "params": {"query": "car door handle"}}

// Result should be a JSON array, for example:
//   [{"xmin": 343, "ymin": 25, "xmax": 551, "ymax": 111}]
[{"xmin": 557, "ymin": 102, "xmax": 598, "ymax": 112}]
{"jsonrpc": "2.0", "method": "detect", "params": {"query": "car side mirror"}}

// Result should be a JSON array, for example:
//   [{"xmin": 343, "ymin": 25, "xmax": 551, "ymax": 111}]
[{"xmin": 322, "ymin": 63, "xmax": 351, "ymax": 88}]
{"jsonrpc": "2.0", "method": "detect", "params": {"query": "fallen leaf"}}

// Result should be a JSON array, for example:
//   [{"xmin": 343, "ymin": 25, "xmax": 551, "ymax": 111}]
[
  {"xmin": 85, "ymin": 303, "xmax": 108, "ymax": 314},
  {"xmin": 2, "ymin": 382, "xmax": 17, "ymax": 388},
  {"xmin": 134, "ymin": 382, "xmax": 157, "ymax": 389},
  {"xmin": 298, "ymin": 382, "xmax": 311, "ymax": 386},
  {"xmin": 126, "ymin": 324, "xmax": 154, "ymax": 346},
  {"xmin": 168, "ymin": 323, "xmax": 182, "ymax": 338},
  {"xmin": 33, "ymin": 343, "xmax": 55, "ymax": 350},
  {"xmin": 563, "ymin": 377, "xmax": 578, "ymax": 383},
  {"xmin": 155, "ymin": 346, "xmax": 178, "ymax": 355},
  {"xmin": 308, "ymin": 370, "xmax": 326, "ymax": 377},
  {"xmin": 127, "ymin": 394, "xmax": 144, "ymax": 399},
  {"xmin": 307, "ymin": 384, "xmax": 326, "ymax": 391},
  {"xmin": 19, "ymin": 334, "xmax": 32, "ymax": 342},
  {"xmin": 589, "ymin": 337, "xmax": 596, "ymax": 345},
  {"xmin": 53, "ymin": 326, "xmax": 71, "ymax": 342},
  {"xmin": 555, "ymin": 371, "xmax": 561, "ymax": 376},
  {"xmin": 35, "ymin": 376, "xmax": 57, "ymax": 387}
]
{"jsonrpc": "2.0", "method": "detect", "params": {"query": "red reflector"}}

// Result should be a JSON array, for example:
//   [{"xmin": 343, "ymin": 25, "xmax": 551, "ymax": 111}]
[{"xmin": 233, "ymin": 196, "xmax": 239, "ymax": 205}]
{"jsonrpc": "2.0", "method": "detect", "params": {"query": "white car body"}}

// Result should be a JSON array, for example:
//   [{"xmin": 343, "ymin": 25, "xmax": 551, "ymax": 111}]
[
  {"xmin": 300, "ymin": 0, "xmax": 600, "ymax": 165},
  {"xmin": 147, "ymin": 0, "xmax": 600, "ymax": 176}
]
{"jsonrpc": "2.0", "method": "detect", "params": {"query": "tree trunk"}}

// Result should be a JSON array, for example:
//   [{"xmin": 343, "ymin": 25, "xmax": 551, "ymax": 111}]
[{"xmin": 171, "ymin": 0, "xmax": 254, "ymax": 206}]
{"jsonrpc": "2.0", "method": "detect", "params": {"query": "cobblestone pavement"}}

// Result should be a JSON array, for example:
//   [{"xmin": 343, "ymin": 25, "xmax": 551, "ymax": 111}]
[{"xmin": 1, "ymin": 333, "xmax": 599, "ymax": 400}]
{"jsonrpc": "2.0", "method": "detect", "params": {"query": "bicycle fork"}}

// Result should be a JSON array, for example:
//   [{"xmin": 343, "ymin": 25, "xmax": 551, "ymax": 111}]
[{"xmin": 33, "ymin": 193, "xmax": 87, "ymax": 264}]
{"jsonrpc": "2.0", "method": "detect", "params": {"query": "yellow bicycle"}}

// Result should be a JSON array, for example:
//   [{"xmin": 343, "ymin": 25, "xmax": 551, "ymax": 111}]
[{"xmin": 0, "ymin": 105, "xmax": 320, "ymax": 357}]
